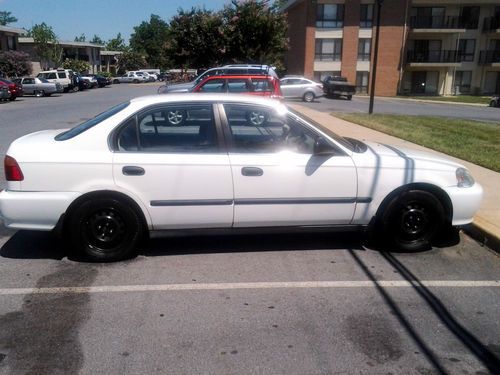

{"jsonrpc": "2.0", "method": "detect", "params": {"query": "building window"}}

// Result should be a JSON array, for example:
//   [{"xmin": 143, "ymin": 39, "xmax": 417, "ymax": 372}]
[
  {"xmin": 314, "ymin": 71, "xmax": 341, "ymax": 82},
  {"xmin": 360, "ymin": 4, "xmax": 373, "ymax": 28},
  {"xmin": 458, "ymin": 39, "xmax": 475, "ymax": 62},
  {"xmin": 356, "ymin": 71, "xmax": 369, "ymax": 94},
  {"xmin": 460, "ymin": 6, "xmax": 479, "ymax": 29},
  {"xmin": 454, "ymin": 71, "xmax": 472, "ymax": 94},
  {"xmin": 7, "ymin": 36, "xmax": 17, "ymax": 50},
  {"xmin": 358, "ymin": 39, "xmax": 371, "ymax": 61},
  {"xmin": 316, "ymin": 4, "xmax": 344, "ymax": 28},
  {"xmin": 315, "ymin": 39, "xmax": 342, "ymax": 61}
]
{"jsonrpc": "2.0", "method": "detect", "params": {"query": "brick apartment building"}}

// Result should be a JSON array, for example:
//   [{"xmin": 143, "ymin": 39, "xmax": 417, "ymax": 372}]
[{"xmin": 283, "ymin": 0, "xmax": 500, "ymax": 96}]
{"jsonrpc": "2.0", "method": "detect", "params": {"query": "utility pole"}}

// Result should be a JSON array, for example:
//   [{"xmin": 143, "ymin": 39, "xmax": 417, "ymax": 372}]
[{"xmin": 369, "ymin": 0, "xmax": 384, "ymax": 114}]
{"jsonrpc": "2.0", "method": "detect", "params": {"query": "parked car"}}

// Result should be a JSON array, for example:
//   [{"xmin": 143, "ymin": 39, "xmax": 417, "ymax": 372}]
[
  {"xmin": 71, "ymin": 73, "xmax": 90, "ymax": 92},
  {"xmin": 191, "ymin": 75, "xmax": 283, "ymax": 100},
  {"xmin": 90, "ymin": 74, "xmax": 111, "ymax": 87},
  {"xmin": 489, "ymin": 95, "xmax": 499, "ymax": 107},
  {"xmin": 0, "ymin": 84, "xmax": 10, "ymax": 100},
  {"xmin": 322, "ymin": 76, "xmax": 356, "ymax": 100},
  {"xmin": 159, "ymin": 64, "xmax": 278, "ymax": 93},
  {"xmin": 280, "ymin": 76, "xmax": 324, "ymax": 102},
  {"xmin": 12, "ymin": 77, "xmax": 63, "ymax": 97},
  {"xmin": 0, "ymin": 94, "xmax": 483, "ymax": 262},
  {"xmin": 112, "ymin": 71, "xmax": 148, "ymax": 84},
  {"xmin": 80, "ymin": 75, "xmax": 98, "ymax": 88},
  {"xmin": 37, "ymin": 69, "xmax": 73, "ymax": 92},
  {"xmin": 0, "ymin": 78, "xmax": 23, "ymax": 100}
]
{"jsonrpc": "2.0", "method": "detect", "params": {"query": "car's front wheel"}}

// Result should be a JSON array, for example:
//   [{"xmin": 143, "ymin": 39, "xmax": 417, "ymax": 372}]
[
  {"xmin": 35, "ymin": 90, "xmax": 45, "ymax": 97},
  {"xmin": 303, "ymin": 92, "xmax": 315, "ymax": 102},
  {"xmin": 68, "ymin": 197, "xmax": 144, "ymax": 262},
  {"xmin": 381, "ymin": 190, "xmax": 445, "ymax": 252}
]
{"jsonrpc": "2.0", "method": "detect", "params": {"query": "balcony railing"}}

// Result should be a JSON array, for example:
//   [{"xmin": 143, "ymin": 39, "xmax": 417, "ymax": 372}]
[
  {"xmin": 357, "ymin": 53, "xmax": 371, "ymax": 61},
  {"xmin": 483, "ymin": 16, "xmax": 500, "ymax": 32},
  {"xmin": 410, "ymin": 16, "xmax": 461, "ymax": 29},
  {"xmin": 479, "ymin": 50, "xmax": 500, "ymax": 64},
  {"xmin": 314, "ymin": 53, "xmax": 342, "ymax": 61},
  {"xmin": 406, "ymin": 50, "xmax": 460, "ymax": 63}
]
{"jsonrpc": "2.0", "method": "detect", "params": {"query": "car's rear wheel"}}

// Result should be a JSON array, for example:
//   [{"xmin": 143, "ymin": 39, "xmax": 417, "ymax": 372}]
[
  {"xmin": 133, "ymin": 79, "xmax": 139, "ymax": 84},
  {"xmin": 490, "ymin": 100, "xmax": 498, "ymax": 108},
  {"xmin": 381, "ymin": 190, "xmax": 445, "ymax": 252},
  {"xmin": 68, "ymin": 197, "xmax": 143, "ymax": 262},
  {"xmin": 303, "ymin": 92, "xmax": 315, "ymax": 102},
  {"xmin": 35, "ymin": 90, "xmax": 45, "ymax": 97}
]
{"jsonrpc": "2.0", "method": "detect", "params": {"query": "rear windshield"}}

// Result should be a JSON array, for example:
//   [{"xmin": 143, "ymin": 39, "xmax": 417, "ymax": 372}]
[{"xmin": 55, "ymin": 102, "xmax": 130, "ymax": 141}]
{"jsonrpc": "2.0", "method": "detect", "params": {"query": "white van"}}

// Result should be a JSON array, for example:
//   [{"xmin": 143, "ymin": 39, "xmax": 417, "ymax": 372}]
[{"xmin": 37, "ymin": 69, "xmax": 73, "ymax": 92}]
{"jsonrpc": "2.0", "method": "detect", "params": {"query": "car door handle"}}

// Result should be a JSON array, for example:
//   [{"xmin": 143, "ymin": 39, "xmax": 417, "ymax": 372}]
[
  {"xmin": 122, "ymin": 166, "xmax": 145, "ymax": 176},
  {"xmin": 241, "ymin": 167, "xmax": 263, "ymax": 176}
]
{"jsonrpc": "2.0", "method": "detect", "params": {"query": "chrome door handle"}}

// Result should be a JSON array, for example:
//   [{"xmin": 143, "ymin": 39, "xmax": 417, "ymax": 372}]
[
  {"xmin": 122, "ymin": 166, "xmax": 145, "ymax": 176},
  {"xmin": 241, "ymin": 167, "xmax": 263, "ymax": 176}
]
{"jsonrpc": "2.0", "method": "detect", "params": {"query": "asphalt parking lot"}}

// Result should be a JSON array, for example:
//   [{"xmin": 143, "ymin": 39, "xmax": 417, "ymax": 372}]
[{"xmin": 0, "ymin": 84, "xmax": 499, "ymax": 374}]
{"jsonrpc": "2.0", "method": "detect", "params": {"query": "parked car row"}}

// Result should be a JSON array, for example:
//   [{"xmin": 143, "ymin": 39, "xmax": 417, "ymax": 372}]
[{"xmin": 112, "ymin": 70, "xmax": 160, "ymax": 84}]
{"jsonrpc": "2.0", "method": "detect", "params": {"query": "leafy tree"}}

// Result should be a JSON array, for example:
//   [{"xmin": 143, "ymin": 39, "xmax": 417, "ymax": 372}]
[
  {"xmin": 0, "ymin": 11, "xmax": 17, "ymax": 26},
  {"xmin": 0, "ymin": 51, "xmax": 32, "ymax": 77},
  {"xmin": 221, "ymin": 0, "xmax": 288, "ymax": 69},
  {"xmin": 106, "ymin": 33, "xmax": 127, "ymax": 51},
  {"xmin": 30, "ymin": 23, "xmax": 63, "ymax": 69},
  {"xmin": 130, "ymin": 14, "xmax": 169, "ymax": 68},
  {"xmin": 165, "ymin": 7, "xmax": 225, "ymax": 70},
  {"xmin": 116, "ymin": 50, "xmax": 145, "ymax": 73},
  {"xmin": 90, "ymin": 35, "xmax": 104, "ymax": 45},
  {"xmin": 74, "ymin": 33, "xmax": 86, "ymax": 42},
  {"xmin": 62, "ymin": 58, "xmax": 90, "ymax": 73}
]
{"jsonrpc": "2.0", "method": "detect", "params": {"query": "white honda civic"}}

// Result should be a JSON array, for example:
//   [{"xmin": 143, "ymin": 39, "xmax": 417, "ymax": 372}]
[{"xmin": 0, "ymin": 94, "xmax": 482, "ymax": 261}]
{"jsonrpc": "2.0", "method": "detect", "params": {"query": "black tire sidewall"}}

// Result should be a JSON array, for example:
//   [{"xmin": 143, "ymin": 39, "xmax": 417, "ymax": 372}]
[
  {"xmin": 68, "ymin": 197, "xmax": 143, "ymax": 261},
  {"xmin": 381, "ymin": 190, "xmax": 445, "ymax": 252}
]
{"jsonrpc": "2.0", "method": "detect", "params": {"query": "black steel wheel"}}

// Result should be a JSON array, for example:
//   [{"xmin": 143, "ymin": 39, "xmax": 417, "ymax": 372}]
[
  {"xmin": 381, "ymin": 190, "xmax": 445, "ymax": 252},
  {"xmin": 68, "ymin": 197, "xmax": 143, "ymax": 261}
]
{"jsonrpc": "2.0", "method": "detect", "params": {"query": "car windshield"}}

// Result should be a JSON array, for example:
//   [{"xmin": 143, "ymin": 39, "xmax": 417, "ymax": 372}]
[
  {"xmin": 55, "ymin": 102, "xmax": 130, "ymax": 141},
  {"xmin": 287, "ymin": 108, "xmax": 355, "ymax": 151}
]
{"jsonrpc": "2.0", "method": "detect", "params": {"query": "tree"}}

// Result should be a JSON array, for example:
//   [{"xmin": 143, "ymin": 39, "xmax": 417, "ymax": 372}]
[
  {"xmin": 106, "ymin": 33, "xmax": 127, "ymax": 51},
  {"xmin": 30, "ymin": 23, "xmax": 63, "ymax": 69},
  {"xmin": 130, "ymin": 14, "xmax": 169, "ymax": 68},
  {"xmin": 0, "ymin": 11, "xmax": 17, "ymax": 26},
  {"xmin": 0, "ymin": 51, "xmax": 32, "ymax": 77},
  {"xmin": 165, "ymin": 7, "xmax": 225, "ymax": 70},
  {"xmin": 90, "ymin": 35, "xmax": 104, "ymax": 45},
  {"xmin": 74, "ymin": 33, "xmax": 86, "ymax": 42},
  {"xmin": 62, "ymin": 58, "xmax": 90, "ymax": 73},
  {"xmin": 221, "ymin": 0, "xmax": 288, "ymax": 69},
  {"xmin": 116, "ymin": 50, "xmax": 145, "ymax": 73}
]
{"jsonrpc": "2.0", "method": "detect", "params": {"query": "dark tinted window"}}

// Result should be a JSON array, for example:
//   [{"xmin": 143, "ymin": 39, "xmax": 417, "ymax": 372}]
[
  {"xmin": 251, "ymin": 78, "xmax": 272, "ymax": 92},
  {"xmin": 227, "ymin": 79, "xmax": 249, "ymax": 93}
]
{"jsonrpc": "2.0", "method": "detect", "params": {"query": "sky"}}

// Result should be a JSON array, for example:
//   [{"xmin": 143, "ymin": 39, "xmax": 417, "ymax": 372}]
[{"xmin": 1, "ymin": 0, "xmax": 230, "ymax": 42}]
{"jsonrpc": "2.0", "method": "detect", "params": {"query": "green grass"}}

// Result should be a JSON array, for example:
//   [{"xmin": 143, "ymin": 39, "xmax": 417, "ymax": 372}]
[
  {"xmin": 400, "ymin": 95, "xmax": 491, "ymax": 105},
  {"xmin": 335, "ymin": 113, "xmax": 500, "ymax": 172}
]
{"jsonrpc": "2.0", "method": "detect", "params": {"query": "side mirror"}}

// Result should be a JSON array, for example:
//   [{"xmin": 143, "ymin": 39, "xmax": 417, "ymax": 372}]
[{"xmin": 314, "ymin": 137, "xmax": 336, "ymax": 155}]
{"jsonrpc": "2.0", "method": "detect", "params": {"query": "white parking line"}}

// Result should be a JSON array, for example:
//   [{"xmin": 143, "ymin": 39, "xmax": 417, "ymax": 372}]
[{"xmin": 0, "ymin": 280, "xmax": 498, "ymax": 296}]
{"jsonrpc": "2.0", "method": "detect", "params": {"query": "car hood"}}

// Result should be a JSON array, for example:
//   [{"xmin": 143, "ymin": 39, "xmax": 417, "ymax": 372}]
[{"xmin": 165, "ymin": 81, "xmax": 195, "ymax": 92}]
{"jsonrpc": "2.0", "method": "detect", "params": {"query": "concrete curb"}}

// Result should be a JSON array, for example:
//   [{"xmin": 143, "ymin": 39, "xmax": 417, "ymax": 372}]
[
  {"xmin": 464, "ymin": 221, "xmax": 500, "ymax": 254},
  {"xmin": 355, "ymin": 96, "xmax": 490, "ymax": 107}
]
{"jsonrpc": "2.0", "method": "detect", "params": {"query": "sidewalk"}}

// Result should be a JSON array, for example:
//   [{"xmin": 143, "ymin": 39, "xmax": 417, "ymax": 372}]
[{"xmin": 289, "ymin": 103, "xmax": 500, "ymax": 252}]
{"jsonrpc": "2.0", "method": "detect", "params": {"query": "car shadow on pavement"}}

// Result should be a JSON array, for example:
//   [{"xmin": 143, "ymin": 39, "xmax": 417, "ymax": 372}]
[
  {"xmin": 141, "ymin": 231, "xmax": 365, "ymax": 257},
  {"xmin": 349, "ymin": 249, "xmax": 500, "ymax": 374},
  {"xmin": 0, "ymin": 230, "xmax": 66, "ymax": 260}
]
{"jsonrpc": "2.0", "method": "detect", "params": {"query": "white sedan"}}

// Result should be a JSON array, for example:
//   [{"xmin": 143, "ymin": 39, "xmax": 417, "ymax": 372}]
[{"xmin": 0, "ymin": 94, "xmax": 483, "ymax": 261}]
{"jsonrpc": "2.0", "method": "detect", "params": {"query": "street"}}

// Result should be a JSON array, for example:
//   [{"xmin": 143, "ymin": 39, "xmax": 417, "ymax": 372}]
[{"xmin": 0, "ymin": 84, "xmax": 499, "ymax": 374}]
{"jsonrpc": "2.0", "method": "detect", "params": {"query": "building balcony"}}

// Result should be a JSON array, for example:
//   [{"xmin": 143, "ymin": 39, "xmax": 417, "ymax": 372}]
[
  {"xmin": 64, "ymin": 54, "xmax": 90, "ymax": 62},
  {"xmin": 406, "ymin": 50, "xmax": 461, "ymax": 67},
  {"xmin": 483, "ymin": 17, "xmax": 500, "ymax": 33},
  {"xmin": 409, "ymin": 16, "xmax": 466, "ymax": 32},
  {"xmin": 479, "ymin": 50, "xmax": 500, "ymax": 65}
]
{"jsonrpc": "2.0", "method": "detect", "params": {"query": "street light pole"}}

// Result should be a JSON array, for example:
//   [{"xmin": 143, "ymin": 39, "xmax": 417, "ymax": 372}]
[{"xmin": 369, "ymin": 0, "xmax": 383, "ymax": 114}]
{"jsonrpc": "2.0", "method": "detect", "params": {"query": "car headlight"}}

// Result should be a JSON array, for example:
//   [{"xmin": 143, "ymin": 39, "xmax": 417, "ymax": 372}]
[{"xmin": 456, "ymin": 168, "xmax": 475, "ymax": 188}]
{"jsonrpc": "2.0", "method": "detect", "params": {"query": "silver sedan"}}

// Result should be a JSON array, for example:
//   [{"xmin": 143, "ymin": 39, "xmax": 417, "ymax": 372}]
[
  {"xmin": 15, "ymin": 77, "xmax": 63, "ymax": 97},
  {"xmin": 280, "ymin": 76, "xmax": 324, "ymax": 102}
]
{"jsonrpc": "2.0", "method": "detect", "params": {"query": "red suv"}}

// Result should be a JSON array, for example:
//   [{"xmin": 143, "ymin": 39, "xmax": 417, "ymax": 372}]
[
  {"xmin": 0, "ymin": 78, "xmax": 23, "ymax": 101},
  {"xmin": 191, "ymin": 75, "xmax": 283, "ymax": 99}
]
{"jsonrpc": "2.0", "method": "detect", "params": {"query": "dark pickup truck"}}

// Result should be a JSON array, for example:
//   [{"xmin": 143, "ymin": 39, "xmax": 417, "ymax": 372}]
[{"xmin": 322, "ymin": 76, "xmax": 356, "ymax": 100}]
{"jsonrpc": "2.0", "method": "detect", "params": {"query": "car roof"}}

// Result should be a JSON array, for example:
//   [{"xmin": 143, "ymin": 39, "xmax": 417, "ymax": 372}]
[{"xmin": 202, "ymin": 74, "xmax": 276, "ymax": 80}]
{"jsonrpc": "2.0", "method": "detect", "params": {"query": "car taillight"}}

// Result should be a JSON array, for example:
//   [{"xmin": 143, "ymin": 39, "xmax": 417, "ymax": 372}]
[{"xmin": 4, "ymin": 155, "xmax": 24, "ymax": 181}]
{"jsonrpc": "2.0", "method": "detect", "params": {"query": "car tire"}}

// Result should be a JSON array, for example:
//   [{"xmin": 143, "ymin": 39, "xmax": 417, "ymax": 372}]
[
  {"xmin": 9, "ymin": 96, "xmax": 16, "ymax": 101},
  {"xmin": 380, "ymin": 190, "xmax": 445, "ymax": 252},
  {"xmin": 490, "ymin": 100, "xmax": 498, "ymax": 108},
  {"xmin": 35, "ymin": 90, "xmax": 45, "ymax": 97},
  {"xmin": 347, "ymin": 95, "xmax": 352, "ymax": 100},
  {"xmin": 68, "ymin": 197, "xmax": 144, "ymax": 262},
  {"xmin": 303, "ymin": 92, "xmax": 315, "ymax": 102},
  {"xmin": 167, "ymin": 109, "xmax": 186, "ymax": 125},
  {"xmin": 113, "ymin": 79, "xmax": 120, "ymax": 84},
  {"xmin": 133, "ymin": 79, "xmax": 139, "ymax": 84},
  {"xmin": 246, "ymin": 110, "xmax": 268, "ymax": 126},
  {"xmin": 45, "ymin": 93, "xmax": 52, "ymax": 97}
]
